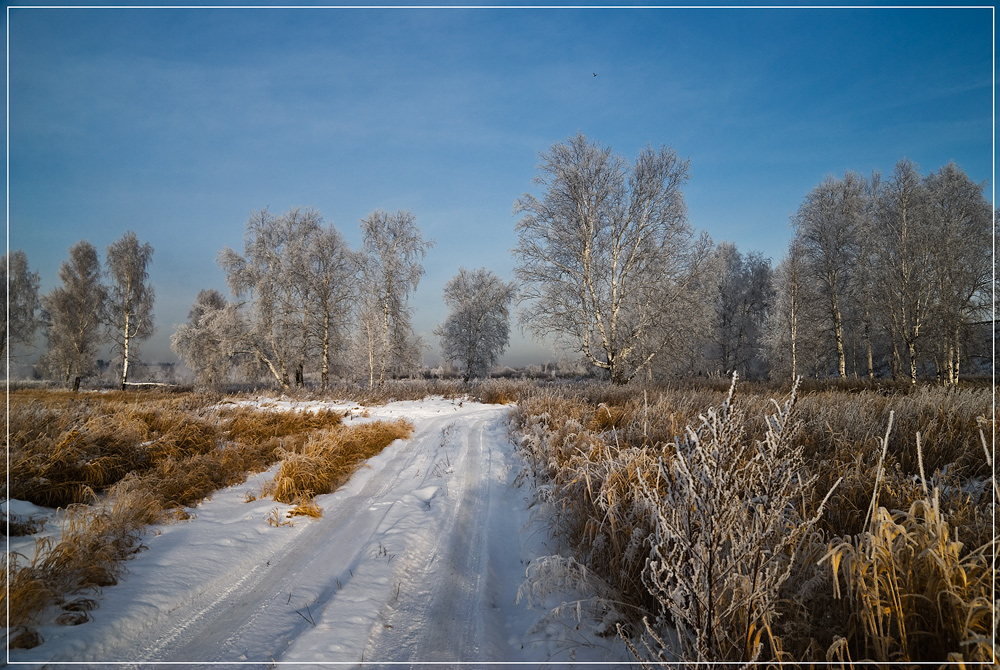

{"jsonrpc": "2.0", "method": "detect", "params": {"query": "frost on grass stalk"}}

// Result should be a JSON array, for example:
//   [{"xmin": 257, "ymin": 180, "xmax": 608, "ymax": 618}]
[
  {"xmin": 628, "ymin": 375, "xmax": 838, "ymax": 666},
  {"xmin": 516, "ymin": 553, "xmax": 636, "ymax": 652}
]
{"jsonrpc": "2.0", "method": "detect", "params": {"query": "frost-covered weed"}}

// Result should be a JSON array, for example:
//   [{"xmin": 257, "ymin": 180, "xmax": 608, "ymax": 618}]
[
  {"xmin": 517, "ymin": 555, "xmax": 616, "ymax": 619},
  {"xmin": 513, "ymin": 377, "xmax": 836, "ymax": 664},
  {"xmin": 633, "ymin": 376, "xmax": 837, "ymax": 665},
  {"xmin": 509, "ymin": 393, "xmax": 595, "ymax": 483},
  {"xmin": 515, "ymin": 552, "xmax": 640, "ymax": 666}
]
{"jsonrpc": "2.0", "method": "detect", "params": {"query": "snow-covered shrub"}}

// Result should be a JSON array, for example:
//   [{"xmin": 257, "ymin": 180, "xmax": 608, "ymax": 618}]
[
  {"xmin": 627, "ymin": 376, "xmax": 837, "ymax": 665},
  {"xmin": 516, "ymin": 554, "xmax": 622, "ymax": 627},
  {"xmin": 509, "ymin": 392, "xmax": 594, "ymax": 484},
  {"xmin": 512, "ymin": 377, "xmax": 838, "ymax": 664}
]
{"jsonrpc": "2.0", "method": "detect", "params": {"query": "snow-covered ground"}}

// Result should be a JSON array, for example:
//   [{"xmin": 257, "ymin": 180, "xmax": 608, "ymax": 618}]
[{"xmin": 8, "ymin": 397, "xmax": 630, "ymax": 668}]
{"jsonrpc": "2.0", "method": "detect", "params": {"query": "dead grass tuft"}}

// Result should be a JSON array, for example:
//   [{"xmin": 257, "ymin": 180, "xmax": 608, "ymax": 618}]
[
  {"xmin": 2, "ymin": 549, "xmax": 58, "ymax": 629},
  {"xmin": 268, "ymin": 419, "xmax": 414, "ymax": 505},
  {"xmin": 8, "ymin": 626, "xmax": 44, "ymax": 649},
  {"xmin": 5, "ymin": 513, "xmax": 48, "ymax": 537},
  {"xmin": 473, "ymin": 379, "xmax": 534, "ymax": 405},
  {"xmin": 3, "ymin": 474, "xmax": 161, "ymax": 632},
  {"xmin": 224, "ymin": 406, "xmax": 344, "ymax": 444},
  {"xmin": 288, "ymin": 497, "xmax": 323, "ymax": 518},
  {"xmin": 266, "ymin": 507, "xmax": 294, "ymax": 527},
  {"xmin": 322, "ymin": 379, "xmax": 464, "ymax": 406}
]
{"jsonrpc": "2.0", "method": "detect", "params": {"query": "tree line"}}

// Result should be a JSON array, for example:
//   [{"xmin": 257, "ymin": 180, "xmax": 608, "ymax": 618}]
[
  {"xmin": 173, "ymin": 206, "xmax": 516, "ymax": 390},
  {"xmin": 513, "ymin": 135, "xmax": 993, "ymax": 385},
  {"xmin": 176, "ymin": 207, "xmax": 423, "ymax": 390},
  {"xmin": 763, "ymin": 159, "xmax": 993, "ymax": 384},
  {"xmin": 7, "ymin": 134, "xmax": 992, "ymax": 388},
  {"xmin": 4, "ymin": 232, "xmax": 154, "ymax": 390},
  {"xmin": 5, "ymin": 209, "xmax": 517, "ymax": 390}
]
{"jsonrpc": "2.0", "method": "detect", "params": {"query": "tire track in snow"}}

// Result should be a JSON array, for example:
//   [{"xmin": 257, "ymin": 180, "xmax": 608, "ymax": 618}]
[
  {"xmin": 360, "ymin": 410, "xmax": 526, "ymax": 665},
  {"xmin": 134, "ymin": 412, "xmax": 460, "ymax": 665}
]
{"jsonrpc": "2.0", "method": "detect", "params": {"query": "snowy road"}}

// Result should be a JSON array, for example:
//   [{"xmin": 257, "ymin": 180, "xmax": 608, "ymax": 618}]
[{"xmin": 12, "ymin": 398, "xmax": 629, "ymax": 668}]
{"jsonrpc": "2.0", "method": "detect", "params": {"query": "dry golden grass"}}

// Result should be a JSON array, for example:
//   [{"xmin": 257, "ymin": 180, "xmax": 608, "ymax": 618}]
[
  {"xmin": 511, "ymin": 393, "xmax": 597, "ymax": 483},
  {"xmin": 2, "ymin": 475, "xmax": 162, "ymax": 645},
  {"xmin": 795, "ymin": 386, "xmax": 992, "ymax": 477},
  {"xmin": 3, "ymin": 547, "xmax": 58, "ymax": 630},
  {"xmin": 823, "ymin": 492, "xmax": 995, "ymax": 664},
  {"xmin": 222, "ymin": 405, "xmax": 344, "ymax": 444},
  {"xmin": 6, "ymin": 390, "xmax": 346, "ymax": 508},
  {"xmin": 320, "ymin": 379, "xmax": 464, "ymax": 406},
  {"xmin": 7, "ymin": 390, "xmax": 223, "ymax": 507},
  {"xmin": 36, "ymin": 476, "xmax": 163, "ymax": 590},
  {"xmin": 473, "ymin": 379, "xmax": 535, "ymax": 405},
  {"xmin": 267, "ymin": 418, "xmax": 413, "ymax": 504},
  {"xmin": 287, "ymin": 497, "xmax": 323, "ymax": 519},
  {"xmin": 566, "ymin": 443, "xmax": 668, "ymax": 614},
  {"xmin": 817, "ymin": 427, "xmax": 996, "ymax": 666}
]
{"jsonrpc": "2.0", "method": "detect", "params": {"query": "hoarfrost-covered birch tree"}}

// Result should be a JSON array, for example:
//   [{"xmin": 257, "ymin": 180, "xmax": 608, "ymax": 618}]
[
  {"xmin": 708, "ymin": 242, "xmax": 773, "ymax": 379},
  {"xmin": 357, "ymin": 209, "xmax": 432, "ymax": 388},
  {"xmin": 435, "ymin": 267, "xmax": 516, "ymax": 381},
  {"xmin": 104, "ymin": 231, "xmax": 154, "ymax": 390},
  {"xmin": 852, "ymin": 178, "xmax": 882, "ymax": 380},
  {"xmin": 219, "ymin": 207, "xmax": 323, "ymax": 390},
  {"xmin": 869, "ymin": 160, "xmax": 935, "ymax": 383},
  {"xmin": 791, "ymin": 172, "xmax": 864, "ymax": 378},
  {"xmin": 307, "ymin": 224, "xmax": 356, "ymax": 389},
  {"xmin": 2, "ymin": 249, "xmax": 40, "ymax": 366},
  {"xmin": 171, "ymin": 289, "xmax": 240, "ymax": 388},
  {"xmin": 514, "ymin": 133, "xmax": 706, "ymax": 384},
  {"xmin": 762, "ymin": 240, "xmax": 821, "ymax": 380},
  {"xmin": 923, "ymin": 161, "xmax": 992, "ymax": 385},
  {"xmin": 40, "ymin": 241, "xmax": 106, "ymax": 390}
]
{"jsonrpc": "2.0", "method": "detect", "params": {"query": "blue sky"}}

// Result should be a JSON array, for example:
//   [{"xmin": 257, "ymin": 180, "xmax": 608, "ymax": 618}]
[{"xmin": 7, "ymin": 5, "xmax": 994, "ymax": 368}]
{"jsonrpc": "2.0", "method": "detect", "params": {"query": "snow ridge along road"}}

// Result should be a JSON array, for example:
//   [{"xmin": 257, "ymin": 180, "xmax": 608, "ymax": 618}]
[{"xmin": 12, "ymin": 397, "xmax": 627, "ymax": 668}]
